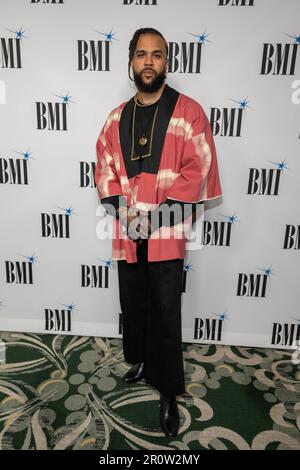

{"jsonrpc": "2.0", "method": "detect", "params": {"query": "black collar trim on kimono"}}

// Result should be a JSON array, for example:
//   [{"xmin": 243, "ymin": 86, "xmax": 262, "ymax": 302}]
[{"xmin": 119, "ymin": 84, "xmax": 180, "ymax": 180}]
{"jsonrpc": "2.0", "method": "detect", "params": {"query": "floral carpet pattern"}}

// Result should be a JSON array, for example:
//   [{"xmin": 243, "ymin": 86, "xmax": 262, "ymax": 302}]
[{"xmin": 0, "ymin": 332, "xmax": 299, "ymax": 450}]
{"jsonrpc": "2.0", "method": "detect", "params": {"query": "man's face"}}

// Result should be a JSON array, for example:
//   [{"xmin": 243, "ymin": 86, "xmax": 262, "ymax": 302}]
[{"xmin": 131, "ymin": 33, "xmax": 168, "ymax": 93}]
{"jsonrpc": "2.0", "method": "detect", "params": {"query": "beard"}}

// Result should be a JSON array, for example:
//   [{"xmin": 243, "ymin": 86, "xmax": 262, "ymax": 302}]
[{"xmin": 133, "ymin": 68, "xmax": 166, "ymax": 93}]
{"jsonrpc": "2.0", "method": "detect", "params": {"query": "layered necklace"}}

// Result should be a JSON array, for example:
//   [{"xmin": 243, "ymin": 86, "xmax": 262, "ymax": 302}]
[{"xmin": 131, "ymin": 94, "xmax": 160, "ymax": 161}]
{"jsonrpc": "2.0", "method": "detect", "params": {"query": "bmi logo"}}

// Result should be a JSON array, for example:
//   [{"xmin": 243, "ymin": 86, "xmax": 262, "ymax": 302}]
[
  {"xmin": 78, "ymin": 29, "xmax": 116, "ymax": 72},
  {"xmin": 81, "ymin": 258, "xmax": 111, "ymax": 288},
  {"xmin": 194, "ymin": 312, "xmax": 228, "ymax": 341},
  {"xmin": 210, "ymin": 97, "xmax": 251, "ymax": 137},
  {"xmin": 36, "ymin": 92, "xmax": 73, "ymax": 130},
  {"xmin": 45, "ymin": 302, "xmax": 75, "ymax": 332},
  {"xmin": 203, "ymin": 213, "xmax": 237, "ymax": 246},
  {"xmin": 260, "ymin": 32, "xmax": 299, "ymax": 76},
  {"xmin": 0, "ymin": 26, "xmax": 27, "ymax": 69},
  {"xmin": 168, "ymin": 32, "xmax": 209, "ymax": 74},
  {"xmin": 41, "ymin": 205, "xmax": 75, "ymax": 238},
  {"xmin": 80, "ymin": 161, "xmax": 96, "ymax": 188},
  {"xmin": 271, "ymin": 319, "xmax": 300, "ymax": 346},
  {"xmin": 247, "ymin": 160, "xmax": 287, "ymax": 196},
  {"xmin": 283, "ymin": 224, "xmax": 300, "ymax": 250},
  {"xmin": 237, "ymin": 266, "xmax": 273, "ymax": 298},
  {"xmin": 4, "ymin": 254, "xmax": 37, "ymax": 285},
  {"xmin": 0, "ymin": 150, "xmax": 33, "ymax": 185}
]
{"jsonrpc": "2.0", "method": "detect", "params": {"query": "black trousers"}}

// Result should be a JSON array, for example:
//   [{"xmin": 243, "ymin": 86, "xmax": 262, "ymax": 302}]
[{"xmin": 117, "ymin": 239, "xmax": 185, "ymax": 397}]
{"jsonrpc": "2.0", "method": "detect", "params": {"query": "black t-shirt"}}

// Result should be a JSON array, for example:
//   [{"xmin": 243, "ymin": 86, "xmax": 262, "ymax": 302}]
[{"xmin": 133, "ymin": 99, "xmax": 160, "ymax": 172}]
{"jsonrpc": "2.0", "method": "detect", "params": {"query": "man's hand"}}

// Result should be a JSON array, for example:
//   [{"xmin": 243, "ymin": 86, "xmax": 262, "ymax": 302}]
[
  {"xmin": 127, "ymin": 207, "xmax": 140, "ymax": 240},
  {"xmin": 117, "ymin": 207, "xmax": 153, "ymax": 241},
  {"xmin": 138, "ymin": 210, "xmax": 153, "ymax": 239},
  {"xmin": 117, "ymin": 206, "xmax": 140, "ymax": 240}
]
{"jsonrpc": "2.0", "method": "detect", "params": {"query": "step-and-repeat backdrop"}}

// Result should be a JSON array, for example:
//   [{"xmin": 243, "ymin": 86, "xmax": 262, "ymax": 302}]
[{"xmin": 0, "ymin": 0, "xmax": 299, "ymax": 350}]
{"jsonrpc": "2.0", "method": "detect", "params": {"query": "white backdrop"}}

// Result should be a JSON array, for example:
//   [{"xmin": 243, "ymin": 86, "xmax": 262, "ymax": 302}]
[{"xmin": 0, "ymin": 0, "xmax": 299, "ymax": 350}]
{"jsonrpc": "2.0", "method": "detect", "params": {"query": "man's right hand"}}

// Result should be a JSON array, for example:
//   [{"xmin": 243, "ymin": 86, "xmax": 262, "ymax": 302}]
[{"xmin": 118, "ymin": 206, "xmax": 140, "ymax": 241}]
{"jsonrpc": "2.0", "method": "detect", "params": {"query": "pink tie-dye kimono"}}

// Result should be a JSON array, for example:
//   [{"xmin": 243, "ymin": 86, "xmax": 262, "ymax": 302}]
[{"xmin": 95, "ymin": 85, "xmax": 222, "ymax": 263}]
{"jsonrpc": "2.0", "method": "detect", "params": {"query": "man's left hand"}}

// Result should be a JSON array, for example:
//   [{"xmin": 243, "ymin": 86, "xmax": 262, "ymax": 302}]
[{"xmin": 138, "ymin": 210, "xmax": 153, "ymax": 239}]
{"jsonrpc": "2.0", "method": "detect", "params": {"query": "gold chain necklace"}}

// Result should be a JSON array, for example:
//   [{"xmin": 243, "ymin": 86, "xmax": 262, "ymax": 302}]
[{"xmin": 131, "ymin": 97, "xmax": 160, "ymax": 161}]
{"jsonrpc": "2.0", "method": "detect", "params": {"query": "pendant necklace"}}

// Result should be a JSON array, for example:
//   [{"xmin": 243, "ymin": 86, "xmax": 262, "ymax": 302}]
[
  {"xmin": 131, "ymin": 94, "xmax": 160, "ymax": 161},
  {"xmin": 135, "ymin": 94, "xmax": 159, "ymax": 148}
]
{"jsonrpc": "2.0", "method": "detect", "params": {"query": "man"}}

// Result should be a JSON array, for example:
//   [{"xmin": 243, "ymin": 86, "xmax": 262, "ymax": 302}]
[{"xmin": 95, "ymin": 28, "xmax": 222, "ymax": 437}]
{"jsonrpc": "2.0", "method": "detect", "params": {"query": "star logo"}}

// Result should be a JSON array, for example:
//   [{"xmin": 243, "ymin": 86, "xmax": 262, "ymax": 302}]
[
  {"xmin": 269, "ymin": 160, "xmax": 288, "ymax": 172},
  {"xmin": 284, "ymin": 33, "xmax": 300, "ymax": 45},
  {"xmin": 230, "ymin": 97, "xmax": 252, "ymax": 110},
  {"xmin": 188, "ymin": 31, "xmax": 210, "ymax": 44},
  {"xmin": 14, "ymin": 149, "xmax": 34, "ymax": 161},
  {"xmin": 57, "ymin": 205, "xmax": 76, "ymax": 217},
  {"xmin": 183, "ymin": 263, "xmax": 193, "ymax": 272},
  {"xmin": 95, "ymin": 28, "xmax": 117, "ymax": 42},
  {"xmin": 60, "ymin": 302, "xmax": 76, "ymax": 312},
  {"xmin": 22, "ymin": 254, "xmax": 38, "ymax": 264},
  {"xmin": 220, "ymin": 213, "xmax": 239, "ymax": 224},
  {"xmin": 211, "ymin": 312, "xmax": 229, "ymax": 321},
  {"xmin": 97, "ymin": 258, "xmax": 113, "ymax": 268},
  {"xmin": 6, "ymin": 26, "xmax": 28, "ymax": 40},
  {"xmin": 54, "ymin": 92, "xmax": 74, "ymax": 105},
  {"xmin": 256, "ymin": 266, "xmax": 273, "ymax": 277}
]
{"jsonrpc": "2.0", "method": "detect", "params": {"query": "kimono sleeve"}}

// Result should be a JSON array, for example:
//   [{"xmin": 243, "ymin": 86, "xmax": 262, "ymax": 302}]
[
  {"xmin": 95, "ymin": 115, "xmax": 126, "ymax": 216},
  {"xmin": 167, "ymin": 104, "xmax": 222, "ymax": 203}
]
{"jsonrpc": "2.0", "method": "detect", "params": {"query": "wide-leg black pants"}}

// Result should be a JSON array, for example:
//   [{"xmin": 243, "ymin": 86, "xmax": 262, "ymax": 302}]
[{"xmin": 117, "ymin": 239, "xmax": 185, "ymax": 397}]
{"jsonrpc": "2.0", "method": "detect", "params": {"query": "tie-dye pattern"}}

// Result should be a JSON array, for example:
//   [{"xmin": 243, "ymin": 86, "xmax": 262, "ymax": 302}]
[{"xmin": 95, "ymin": 93, "xmax": 222, "ymax": 262}]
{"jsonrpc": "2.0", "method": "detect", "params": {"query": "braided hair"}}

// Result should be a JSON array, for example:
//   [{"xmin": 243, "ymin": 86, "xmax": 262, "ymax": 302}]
[{"xmin": 128, "ymin": 28, "xmax": 168, "ymax": 81}]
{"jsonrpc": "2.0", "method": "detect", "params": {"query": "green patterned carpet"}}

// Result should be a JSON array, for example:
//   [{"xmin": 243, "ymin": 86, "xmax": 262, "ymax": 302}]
[{"xmin": 0, "ymin": 332, "xmax": 299, "ymax": 450}]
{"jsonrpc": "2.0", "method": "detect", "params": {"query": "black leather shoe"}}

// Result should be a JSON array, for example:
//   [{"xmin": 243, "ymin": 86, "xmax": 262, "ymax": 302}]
[
  {"xmin": 160, "ymin": 393, "xmax": 180, "ymax": 437},
  {"xmin": 122, "ymin": 362, "xmax": 144, "ymax": 383}
]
